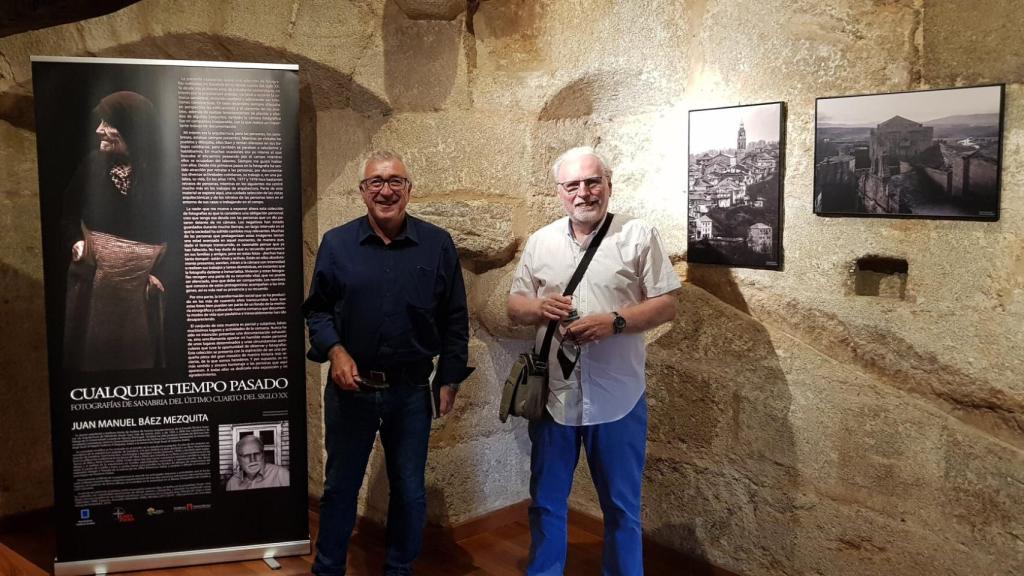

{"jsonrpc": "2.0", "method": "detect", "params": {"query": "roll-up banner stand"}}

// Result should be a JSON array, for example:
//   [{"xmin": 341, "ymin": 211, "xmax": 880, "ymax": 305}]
[{"xmin": 31, "ymin": 56, "xmax": 308, "ymax": 575}]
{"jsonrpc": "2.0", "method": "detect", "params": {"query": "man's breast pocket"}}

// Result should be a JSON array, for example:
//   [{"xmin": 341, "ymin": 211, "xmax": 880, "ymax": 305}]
[{"xmin": 407, "ymin": 265, "xmax": 438, "ymax": 309}]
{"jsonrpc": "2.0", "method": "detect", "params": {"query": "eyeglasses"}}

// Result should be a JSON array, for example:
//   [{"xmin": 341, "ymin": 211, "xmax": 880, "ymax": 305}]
[
  {"xmin": 360, "ymin": 176, "xmax": 411, "ymax": 193},
  {"xmin": 557, "ymin": 175, "xmax": 605, "ymax": 195}
]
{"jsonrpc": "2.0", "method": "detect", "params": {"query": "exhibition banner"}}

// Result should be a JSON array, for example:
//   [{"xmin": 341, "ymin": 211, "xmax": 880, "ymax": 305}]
[{"xmin": 32, "ymin": 57, "xmax": 308, "ymax": 575}]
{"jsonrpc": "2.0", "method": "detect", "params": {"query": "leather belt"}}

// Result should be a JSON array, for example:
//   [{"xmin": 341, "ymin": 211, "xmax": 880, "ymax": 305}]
[{"xmin": 357, "ymin": 361, "xmax": 432, "ymax": 390}]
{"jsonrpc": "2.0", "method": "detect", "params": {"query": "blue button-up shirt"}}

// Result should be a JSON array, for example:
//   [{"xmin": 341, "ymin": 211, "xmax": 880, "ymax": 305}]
[{"xmin": 302, "ymin": 215, "xmax": 472, "ymax": 386}]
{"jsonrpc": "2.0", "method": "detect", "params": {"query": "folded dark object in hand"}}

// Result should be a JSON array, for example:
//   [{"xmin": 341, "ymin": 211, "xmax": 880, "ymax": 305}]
[{"xmin": 355, "ymin": 376, "xmax": 388, "ymax": 391}]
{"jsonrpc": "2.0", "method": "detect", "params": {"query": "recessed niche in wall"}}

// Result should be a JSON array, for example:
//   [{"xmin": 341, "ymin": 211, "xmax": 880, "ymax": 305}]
[{"xmin": 852, "ymin": 256, "xmax": 908, "ymax": 299}]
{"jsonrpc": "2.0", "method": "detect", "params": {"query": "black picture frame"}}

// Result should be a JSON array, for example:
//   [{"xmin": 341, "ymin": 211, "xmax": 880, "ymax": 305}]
[
  {"xmin": 814, "ymin": 84, "xmax": 1004, "ymax": 220},
  {"xmin": 686, "ymin": 101, "xmax": 785, "ymax": 270}
]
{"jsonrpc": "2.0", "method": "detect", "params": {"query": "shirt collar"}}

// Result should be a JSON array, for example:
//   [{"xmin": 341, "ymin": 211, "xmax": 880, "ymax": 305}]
[
  {"xmin": 564, "ymin": 213, "xmax": 610, "ymax": 248},
  {"xmin": 236, "ymin": 467, "xmax": 266, "ymax": 486},
  {"xmin": 357, "ymin": 215, "xmax": 420, "ymax": 245}
]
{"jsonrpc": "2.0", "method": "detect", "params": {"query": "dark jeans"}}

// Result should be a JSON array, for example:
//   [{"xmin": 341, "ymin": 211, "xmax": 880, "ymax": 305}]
[{"xmin": 312, "ymin": 379, "xmax": 433, "ymax": 576}]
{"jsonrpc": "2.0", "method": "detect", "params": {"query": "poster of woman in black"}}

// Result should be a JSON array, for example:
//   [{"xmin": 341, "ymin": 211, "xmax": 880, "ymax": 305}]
[
  {"xmin": 36, "ymin": 63, "xmax": 186, "ymax": 379},
  {"xmin": 62, "ymin": 90, "xmax": 171, "ymax": 371}
]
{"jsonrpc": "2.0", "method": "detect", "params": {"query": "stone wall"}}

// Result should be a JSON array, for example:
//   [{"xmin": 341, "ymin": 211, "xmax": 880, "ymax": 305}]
[{"xmin": 2, "ymin": 1, "xmax": 1022, "ymax": 575}]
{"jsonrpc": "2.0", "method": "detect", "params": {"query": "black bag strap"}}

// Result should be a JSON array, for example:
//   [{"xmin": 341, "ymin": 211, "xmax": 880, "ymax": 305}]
[{"xmin": 537, "ymin": 213, "xmax": 614, "ymax": 360}]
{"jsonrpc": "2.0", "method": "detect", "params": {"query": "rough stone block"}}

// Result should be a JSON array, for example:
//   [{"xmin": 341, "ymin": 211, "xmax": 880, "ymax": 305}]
[
  {"xmin": 0, "ymin": 123, "xmax": 50, "ymax": 516},
  {"xmin": 466, "ymin": 260, "xmax": 535, "ymax": 340},
  {"xmin": 923, "ymin": 0, "xmax": 1024, "ymax": 85},
  {"xmin": 471, "ymin": 0, "xmax": 690, "ymax": 115},
  {"xmin": 393, "ymin": 0, "xmax": 465, "ymax": 21},
  {"xmin": 430, "ymin": 336, "xmax": 528, "ymax": 447},
  {"xmin": 694, "ymin": 0, "xmax": 918, "ymax": 100},
  {"xmin": 413, "ymin": 199, "xmax": 516, "ymax": 272},
  {"xmin": 369, "ymin": 110, "xmax": 533, "ymax": 199},
  {"xmin": 425, "ymin": 436, "xmax": 530, "ymax": 525},
  {"xmin": 632, "ymin": 284, "xmax": 1024, "ymax": 575},
  {"xmin": 378, "ymin": 0, "xmax": 470, "ymax": 112}
]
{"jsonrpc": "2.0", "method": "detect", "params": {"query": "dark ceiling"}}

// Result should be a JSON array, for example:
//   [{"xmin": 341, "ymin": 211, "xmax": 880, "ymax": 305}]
[{"xmin": 1, "ymin": 0, "xmax": 141, "ymax": 38}]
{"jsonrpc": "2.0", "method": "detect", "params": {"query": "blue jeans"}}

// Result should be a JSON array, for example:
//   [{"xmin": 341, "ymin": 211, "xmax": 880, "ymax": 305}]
[
  {"xmin": 312, "ymin": 380, "xmax": 433, "ymax": 576},
  {"xmin": 527, "ymin": 394, "xmax": 648, "ymax": 576}
]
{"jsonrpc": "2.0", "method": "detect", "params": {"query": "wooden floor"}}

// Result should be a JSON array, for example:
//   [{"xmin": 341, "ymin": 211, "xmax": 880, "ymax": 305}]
[{"xmin": 0, "ymin": 506, "xmax": 736, "ymax": 575}]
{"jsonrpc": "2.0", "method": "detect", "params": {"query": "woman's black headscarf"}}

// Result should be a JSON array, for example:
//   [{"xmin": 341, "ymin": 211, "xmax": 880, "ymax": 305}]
[{"xmin": 92, "ymin": 91, "xmax": 157, "ymax": 169}]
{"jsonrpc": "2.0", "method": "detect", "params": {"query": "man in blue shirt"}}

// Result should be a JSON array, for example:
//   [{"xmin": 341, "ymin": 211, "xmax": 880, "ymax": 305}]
[{"xmin": 304, "ymin": 150, "xmax": 472, "ymax": 576}]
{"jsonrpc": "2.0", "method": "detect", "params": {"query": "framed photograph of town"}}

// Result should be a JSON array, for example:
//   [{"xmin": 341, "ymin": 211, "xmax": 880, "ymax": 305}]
[
  {"xmin": 814, "ymin": 84, "xmax": 1004, "ymax": 220},
  {"xmin": 687, "ymin": 101, "xmax": 784, "ymax": 269}
]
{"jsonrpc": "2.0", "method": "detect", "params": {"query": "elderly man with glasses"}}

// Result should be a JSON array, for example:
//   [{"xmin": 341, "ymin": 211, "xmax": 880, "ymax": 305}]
[
  {"xmin": 508, "ymin": 146, "xmax": 680, "ymax": 575},
  {"xmin": 225, "ymin": 435, "xmax": 290, "ymax": 491},
  {"xmin": 303, "ymin": 150, "xmax": 472, "ymax": 576}
]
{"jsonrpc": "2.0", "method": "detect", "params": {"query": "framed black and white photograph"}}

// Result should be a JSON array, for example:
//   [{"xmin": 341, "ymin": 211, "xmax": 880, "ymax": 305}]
[
  {"xmin": 687, "ymin": 101, "xmax": 784, "ymax": 269},
  {"xmin": 814, "ymin": 84, "xmax": 1004, "ymax": 220}
]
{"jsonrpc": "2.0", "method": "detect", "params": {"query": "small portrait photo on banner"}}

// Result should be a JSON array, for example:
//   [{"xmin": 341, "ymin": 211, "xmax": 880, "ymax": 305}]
[{"xmin": 218, "ymin": 421, "xmax": 291, "ymax": 491}]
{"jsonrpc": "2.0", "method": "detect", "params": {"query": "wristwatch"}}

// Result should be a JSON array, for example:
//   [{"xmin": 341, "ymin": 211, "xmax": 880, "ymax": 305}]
[{"xmin": 611, "ymin": 311, "xmax": 626, "ymax": 334}]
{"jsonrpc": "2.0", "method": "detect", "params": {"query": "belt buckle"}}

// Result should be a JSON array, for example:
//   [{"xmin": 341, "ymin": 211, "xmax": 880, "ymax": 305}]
[{"xmin": 357, "ymin": 370, "xmax": 389, "ymax": 392}]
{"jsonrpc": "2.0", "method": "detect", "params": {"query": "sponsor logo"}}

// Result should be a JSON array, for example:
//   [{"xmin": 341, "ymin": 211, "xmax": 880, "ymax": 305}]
[
  {"xmin": 76, "ymin": 508, "xmax": 95, "ymax": 527},
  {"xmin": 112, "ymin": 507, "xmax": 136, "ymax": 523},
  {"xmin": 172, "ymin": 502, "xmax": 212, "ymax": 513},
  {"xmin": 146, "ymin": 507, "xmax": 165, "ymax": 516}
]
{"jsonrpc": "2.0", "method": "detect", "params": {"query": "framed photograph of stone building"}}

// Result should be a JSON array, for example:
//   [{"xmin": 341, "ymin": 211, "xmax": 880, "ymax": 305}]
[
  {"xmin": 687, "ymin": 101, "xmax": 785, "ymax": 269},
  {"xmin": 814, "ymin": 84, "xmax": 1004, "ymax": 220}
]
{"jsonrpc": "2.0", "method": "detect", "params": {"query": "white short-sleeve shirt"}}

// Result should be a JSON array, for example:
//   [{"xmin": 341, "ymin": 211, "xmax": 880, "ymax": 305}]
[{"xmin": 509, "ymin": 214, "xmax": 680, "ymax": 426}]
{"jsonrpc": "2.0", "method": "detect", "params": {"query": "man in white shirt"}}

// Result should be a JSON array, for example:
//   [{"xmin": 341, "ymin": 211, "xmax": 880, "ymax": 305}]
[{"xmin": 508, "ymin": 146, "xmax": 680, "ymax": 575}]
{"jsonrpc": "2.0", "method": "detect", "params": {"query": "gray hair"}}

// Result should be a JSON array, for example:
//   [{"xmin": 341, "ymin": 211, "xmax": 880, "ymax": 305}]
[
  {"xmin": 360, "ymin": 150, "xmax": 408, "ymax": 179},
  {"xmin": 236, "ymin": 435, "xmax": 264, "ymax": 455},
  {"xmin": 551, "ymin": 146, "xmax": 612, "ymax": 182}
]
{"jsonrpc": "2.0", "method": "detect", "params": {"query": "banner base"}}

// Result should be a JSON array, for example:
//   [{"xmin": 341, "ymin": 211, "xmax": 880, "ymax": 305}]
[{"xmin": 53, "ymin": 539, "xmax": 310, "ymax": 575}]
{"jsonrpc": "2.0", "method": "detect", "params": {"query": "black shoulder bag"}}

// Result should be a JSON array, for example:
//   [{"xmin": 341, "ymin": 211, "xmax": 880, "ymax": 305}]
[{"xmin": 499, "ymin": 214, "xmax": 614, "ymax": 422}]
